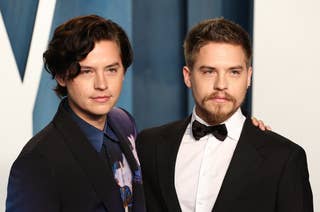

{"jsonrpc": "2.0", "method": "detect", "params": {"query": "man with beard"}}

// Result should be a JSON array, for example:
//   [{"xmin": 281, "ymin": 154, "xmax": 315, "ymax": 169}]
[{"xmin": 136, "ymin": 18, "xmax": 313, "ymax": 212}]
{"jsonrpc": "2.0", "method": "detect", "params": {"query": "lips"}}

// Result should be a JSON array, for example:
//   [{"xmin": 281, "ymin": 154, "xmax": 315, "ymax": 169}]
[
  {"xmin": 91, "ymin": 95, "xmax": 111, "ymax": 103},
  {"xmin": 206, "ymin": 92, "xmax": 234, "ymax": 103},
  {"xmin": 212, "ymin": 96, "xmax": 229, "ymax": 102}
]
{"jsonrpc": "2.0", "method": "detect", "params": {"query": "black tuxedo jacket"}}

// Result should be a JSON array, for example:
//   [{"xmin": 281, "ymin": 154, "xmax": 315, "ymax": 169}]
[
  {"xmin": 6, "ymin": 103, "xmax": 140, "ymax": 212},
  {"xmin": 136, "ymin": 117, "xmax": 313, "ymax": 212}
]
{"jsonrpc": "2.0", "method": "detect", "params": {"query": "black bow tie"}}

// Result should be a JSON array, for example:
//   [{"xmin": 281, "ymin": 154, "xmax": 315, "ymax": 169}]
[{"xmin": 192, "ymin": 120, "xmax": 228, "ymax": 141}]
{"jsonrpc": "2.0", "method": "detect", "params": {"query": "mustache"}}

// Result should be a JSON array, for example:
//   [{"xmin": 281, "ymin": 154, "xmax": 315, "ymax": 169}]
[{"xmin": 204, "ymin": 92, "xmax": 236, "ymax": 102}]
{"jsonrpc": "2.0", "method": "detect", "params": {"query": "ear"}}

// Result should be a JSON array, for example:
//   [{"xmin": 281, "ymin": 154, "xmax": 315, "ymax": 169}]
[
  {"xmin": 183, "ymin": 66, "xmax": 192, "ymax": 88},
  {"xmin": 122, "ymin": 71, "xmax": 125, "ymax": 81},
  {"xmin": 55, "ymin": 75, "xmax": 66, "ymax": 87},
  {"xmin": 247, "ymin": 66, "xmax": 253, "ymax": 88}
]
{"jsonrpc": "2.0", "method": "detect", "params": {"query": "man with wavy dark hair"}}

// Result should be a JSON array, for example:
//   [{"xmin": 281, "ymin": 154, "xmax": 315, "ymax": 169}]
[
  {"xmin": 136, "ymin": 18, "xmax": 313, "ymax": 212},
  {"xmin": 6, "ymin": 15, "xmax": 145, "ymax": 212}
]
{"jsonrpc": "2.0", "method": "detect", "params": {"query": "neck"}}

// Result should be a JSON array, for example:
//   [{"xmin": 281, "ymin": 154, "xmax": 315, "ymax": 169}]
[
  {"xmin": 84, "ymin": 116, "xmax": 106, "ymax": 130},
  {"xmin": 67, "ymin": 100, "xmax": 107, "ymax": 130}
]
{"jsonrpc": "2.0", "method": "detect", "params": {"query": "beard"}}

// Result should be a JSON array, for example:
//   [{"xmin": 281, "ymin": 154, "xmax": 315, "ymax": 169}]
[{"xmin": 195, "ymin": 92, "xmax": 241, "ymax": 125}]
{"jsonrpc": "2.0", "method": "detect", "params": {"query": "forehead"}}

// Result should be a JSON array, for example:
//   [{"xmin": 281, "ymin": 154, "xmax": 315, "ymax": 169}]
[
  {"xmin": 194, "ymin": 42, "xmax": 247, "ymax": 66},
  {"xmin": 86, "ymin": 40, "xmax": 120, "ymax": 56},
  {"xmin": 78, "ymin": 40, "xmax": 122, "ymax": 67}
]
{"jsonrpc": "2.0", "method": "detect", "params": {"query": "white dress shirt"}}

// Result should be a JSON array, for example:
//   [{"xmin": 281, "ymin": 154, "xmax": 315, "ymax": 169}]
[{"xmin": 174, "ymin": 108, "xmax": 245, "ymax": 212}]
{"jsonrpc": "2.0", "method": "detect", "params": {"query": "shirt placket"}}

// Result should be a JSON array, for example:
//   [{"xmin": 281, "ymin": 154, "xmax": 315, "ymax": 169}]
[{"xmin": 195, "ymin": 135, "xmax": 221, "ymax": 212}]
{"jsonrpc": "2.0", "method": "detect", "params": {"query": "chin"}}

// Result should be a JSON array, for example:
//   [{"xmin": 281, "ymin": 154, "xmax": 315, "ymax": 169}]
[
  {"xmin": 89, "ymin": 107, "xmax": 112, "ymax": 116},
  {"xmin": 205, "ymin": 107, "xmax": 235, "ymax": 123},
  {"xmin": 207, "ymin": 105, "xmax": 231, "ymax": 115}
]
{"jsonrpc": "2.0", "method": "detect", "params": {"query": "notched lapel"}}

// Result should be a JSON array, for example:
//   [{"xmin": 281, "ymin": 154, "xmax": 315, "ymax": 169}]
[
  {"xmin": 156, "ymin": 117, "xmax": 191, "ymax": 212},
  {"xmin": 53, "ymin": 105, "xmax": 123, "ymax": 212},
  {"xmin": 213, "ymin": 119, "xmax": 265, "ymax": 211}
]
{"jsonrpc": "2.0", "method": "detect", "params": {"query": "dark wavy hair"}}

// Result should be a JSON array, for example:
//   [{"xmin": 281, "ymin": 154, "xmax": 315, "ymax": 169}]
[
  {"xmin": 43, "ymin": 15, "xmax": 133, "ymax": 98},
  {"xmin": 184, "ymin": 18, "xmax": 252, "ymax": 69}
]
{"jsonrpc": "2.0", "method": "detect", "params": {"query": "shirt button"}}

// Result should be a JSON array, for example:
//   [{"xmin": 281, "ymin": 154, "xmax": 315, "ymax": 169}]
[{"xmin": 197, "ymin": 201, "xmax": 203, "ymax": 205}]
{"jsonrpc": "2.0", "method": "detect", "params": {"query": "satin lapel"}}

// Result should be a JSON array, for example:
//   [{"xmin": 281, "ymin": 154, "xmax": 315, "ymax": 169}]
[
  {"xmin": 156, "ymin": 116, "xmax": 191, "ymax": 212},
  {"xmin": 213, "ymin": 118, "xmax": 266, "ymax": 211},
  {"xmin": 107, "ymin": 109, "xmax": 139, "ymax": 172},
  {"xmin": 52, "ymin": 105, "xmax": 123, "ymax": 212}
]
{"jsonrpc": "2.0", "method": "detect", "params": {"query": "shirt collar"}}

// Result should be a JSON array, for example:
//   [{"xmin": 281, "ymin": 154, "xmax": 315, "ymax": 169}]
[
  {"xmin": 191, "ymin": 107, "xmax": 245, "ymax": 141},
  {"xmin": 63, "ymin": 98, "xmax": 118, "ymax": 152}
]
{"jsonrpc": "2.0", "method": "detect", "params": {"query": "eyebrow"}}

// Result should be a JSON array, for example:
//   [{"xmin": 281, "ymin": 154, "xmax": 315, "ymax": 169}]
[
  {"xmin": 199, "ymin": 65, "xmax": 244, "ymax": 70},
  {"xmin": 199, "ymin": 66, "xmax": 216, "ymax": 70},
  {"xmin": 228, "ymin": 65, "xmax": 244, "ymax": 70},
  {"xmin": 79, "ymin": 65, "xmax": 92, "ymax": 69},
  {"xmin": 105, "ymin": 62, "xmax": 120, "ymax": 68},
  {"xmin": 79, "ymin": 62, "xmax": 120, "ymax": 69}
]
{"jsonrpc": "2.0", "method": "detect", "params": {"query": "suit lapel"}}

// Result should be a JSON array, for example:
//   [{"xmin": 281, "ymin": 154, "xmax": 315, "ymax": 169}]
[
  {"xmin": 52, "ymin": 104, "xmax": 123, "ymax": 212},
  {"xmin": 107, "ymin": 108, "xmax": 146, "ymax": 212},
  {"xmin": 213, "ymin": 118, "xmax": 266, "ymax": 211},
  {"xmin": 156, "ymin": 117, "xmax": 191, "ymax": 212}
]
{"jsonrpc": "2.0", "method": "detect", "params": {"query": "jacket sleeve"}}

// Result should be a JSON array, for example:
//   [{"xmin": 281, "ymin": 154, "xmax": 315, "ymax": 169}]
[
  {"xmin": 6, "ymin": 154, "xmax": 60, "ymax": 212},
  {"xmin": 136, "ymin": 130, "xmax": 168, "ymax": 212},
  {"xmin": 277, "ymin": 146, "xmax": 313, "ymax": 212}
]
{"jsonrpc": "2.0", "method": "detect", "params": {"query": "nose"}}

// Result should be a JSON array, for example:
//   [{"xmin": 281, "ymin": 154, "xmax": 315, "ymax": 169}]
[
  {"xmin": 94, "ymin": 71, "xmax": 108, "ymax": 90},
  {"xmin": 214, "ymin": 73, "xmax": 227, "ymax": 91}
]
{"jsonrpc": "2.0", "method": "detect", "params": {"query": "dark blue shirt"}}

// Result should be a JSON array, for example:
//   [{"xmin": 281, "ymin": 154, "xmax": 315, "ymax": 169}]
[{"xmin": 65, "ymin": 103, "xmax": 118, "ymax": 151}]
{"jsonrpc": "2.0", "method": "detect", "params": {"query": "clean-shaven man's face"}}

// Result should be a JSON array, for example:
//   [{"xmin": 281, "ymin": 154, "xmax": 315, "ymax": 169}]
[
  {"xmin": 57, "ymin": 40, "xmax": 124, "ymax": 129},
  {"xmin": 183, "ymin": 42, "xmax": 252, "ymax": 125}
]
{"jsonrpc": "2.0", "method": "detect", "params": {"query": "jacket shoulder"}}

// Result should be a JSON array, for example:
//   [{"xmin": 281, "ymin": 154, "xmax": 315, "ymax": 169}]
[
  {"xmin": 108, "ymin": 107, "xmax": 138, "ymax": 138},
  {"xmin": 243, "ymin": 119, "xmax": 305, "ymax": 156},
  {"xmin": 19, "ymin": 122, "xmax": 61, "ymax": 157}
]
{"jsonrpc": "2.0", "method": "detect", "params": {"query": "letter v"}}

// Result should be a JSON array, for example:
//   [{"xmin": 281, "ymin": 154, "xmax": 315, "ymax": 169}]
[{"xmin": 0, "ymin": 0, "xmax": 56, "ymax": 210}]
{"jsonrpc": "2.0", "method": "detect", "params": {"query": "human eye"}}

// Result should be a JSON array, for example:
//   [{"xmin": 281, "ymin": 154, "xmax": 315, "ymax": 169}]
[
  {"xmin": 80, "ymin": 67, "xmax": 93, "ymax": 74},
  {"xmin": 107, "ymin": 67, "xmax": 117, "ymax": 73},
  {"xmin": 230, "ymin": 69, "xmax": 241, "ymax": 76},
  {"xmin": 105, "ymin": 65, "xmax": 119, "ymax": 75},
  {"xmin": 203, "ymin": 70, "xmax": 213, "ymax": 74},
  {"xmin": 200, "ymin": 68, "xmax": 213, "ymax": 74},
  {"xmin": 200, "ymin": 69, "xmax": 215, "ymax": 78}
]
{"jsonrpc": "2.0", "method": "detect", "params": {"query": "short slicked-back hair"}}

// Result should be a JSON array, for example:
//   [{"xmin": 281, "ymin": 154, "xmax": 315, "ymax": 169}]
[
  {"xmin": 183, "ymin": 18, "xmax": 252, "ymax": 69},
  {"xmin": 43, "ymin": 15, "xmax": 133, "ymax": 98}
]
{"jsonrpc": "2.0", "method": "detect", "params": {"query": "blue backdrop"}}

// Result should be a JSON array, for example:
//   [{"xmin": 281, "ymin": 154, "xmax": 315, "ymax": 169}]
[
  {"xmin": 0, "ymin": 0, "xmax": 253, "ymax": 133},
  {"xmin": 132, "ymin": 0, "xmax": 254, "ymax": 130}
]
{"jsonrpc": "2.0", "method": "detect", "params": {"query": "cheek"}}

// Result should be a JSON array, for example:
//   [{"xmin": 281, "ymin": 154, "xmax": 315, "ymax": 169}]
[
  {"xmin": 111, "ymin": 77, "xmax": 124, "ymax": 94},
  {"xmin": 67, "ymin": 81, "xmax": 89, "ymax": 96},
  {"xmin": 192, "ymin": 83, "xmax": 210, "ymax": 102},
  {"xmin": 232, "ymin": 84, "xmax": 248, "ymax": 101}
]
